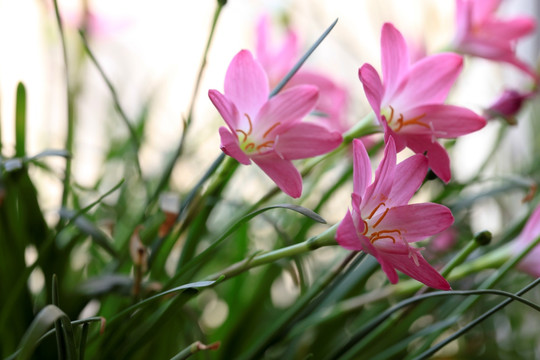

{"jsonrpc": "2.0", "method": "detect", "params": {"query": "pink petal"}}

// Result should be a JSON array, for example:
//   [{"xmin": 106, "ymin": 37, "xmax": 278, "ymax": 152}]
[
  {"xmin": 382, "ymin": 248, "xmax": 451, "ymax": 290},
  {"xmin": 363, "ymin": 137, "xmax": 396, "ymax": 211},
  {"xmin": 252, "ymin": 153, "xmax": 302, "ymax": 198},
  {"xmin": 336, "ymin": 210, "xmax": 364, "ymax": 251},
  {"xmin": 387, "ymin": 154, "xmax": 428, "ymax": 207},
  {"xmin": 360, "ymin": 235, "xmax": 400, "ymax": 284},
  {"xmin": 288, "ymin": 70, "xmax": 350, "ymax": 132},
  {"xmin": 209, "ymin": 90, "xmax": 240, "ymax": 131},
  {"xmin": 358, "ymin": 64, "xmax": 384, "ymax": 115},
  {"xmin": 274, "ymin": 122, "xmax": 342, "ymax": 160},
  {"xmin": 224, "ymin": 50, "xmax": 269, "ymax": 117},
  {"xmin": 376, "ymin": 203, "xmax": 454, "ymax": 241},
  {"xmin": 472, "ymin": 0, "xmax": 502, "ymax": 24},
  {"xmin": 481, "ymin": 18, "xmax": 536, "ymax": 41},
  {"xmin": 254, "ymin": 85, "xmax": 319, "ymax": 137},
  {"xmin": 392, "ymin": 53, "xmax": 463, "ymax": 111},
  {"xmin": 352, "ymin": 139, "xmax": 372, "ymax": 197},
  {"xmin": 401, "ymin": 104, "xmax": 486, "ymax": 138},
  {"xmin": 380, "ymin": 23, "xmax": 409, "ymax": 100},
  {"xmin": 219, "ymin": 127, "xmax": 251, "ymax": 165},
  {"xmin": 454, "ymin": 0, "xmax": 472, "ymax": 44},
  {"xmin": 519, "ymin": 205, "xmax": 540, "ymax": 246},
  {"xmin": 406, "ymin": 136, "xmax": 452, "ymax": 183}
]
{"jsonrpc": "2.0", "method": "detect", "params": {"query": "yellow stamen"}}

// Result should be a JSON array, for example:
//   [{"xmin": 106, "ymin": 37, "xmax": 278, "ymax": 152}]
[
  {"xmin": 368, "ymin": 202, "xmax": 386, "ymax": 220},
  {"xmin": 372, "ymin": 208, "xmax": 390, "ymax": 228},
  {"xmin": 244, "ymin": 113, "xmax": 253, "ymax": 136},
  {"xmin": 263, "ymin": 122, "xmax": 281, "ymax": 138},
  {"xmin": 256, "ymin": 141, "xmax": 274, "ymax": 151}
]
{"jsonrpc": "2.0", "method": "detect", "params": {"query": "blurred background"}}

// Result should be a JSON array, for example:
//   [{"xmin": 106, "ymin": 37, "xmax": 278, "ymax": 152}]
[{"xmin": 1, "ymin": 1, "xmax": 540, "ymax": 358}]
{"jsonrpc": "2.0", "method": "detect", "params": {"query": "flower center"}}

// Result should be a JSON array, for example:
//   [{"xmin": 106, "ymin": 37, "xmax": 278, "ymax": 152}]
[
  {"xmin": 361, "ymin": 202, "xmax": 421, "ymax": 266},
  {"xmin": 381, "ymin": 105, "xmax": 429, "ymax": 132},
  {"xmin": 362, "ymin": 202, "xmax": 402, "ymax": 244},
  {"xmin": 235, "ymin": 113, "xmax": 280, "ymax": 154}
]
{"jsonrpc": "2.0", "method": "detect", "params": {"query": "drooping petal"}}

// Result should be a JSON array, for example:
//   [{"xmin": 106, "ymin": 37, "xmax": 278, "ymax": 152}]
[
  {"xmin": 219, "ymin": 127, "xmax": 251, "ymax": 165},
  {"xmin": 519, "ymin": 206, "xmax": 540, "ymax": 246},
  {"xmin": 273, "ymin": 122, "xmax": 342, "ymax": 160},
  {"xmin": 380, "ymin": 22, "xmax": 409, "ymax": 100},
  {"xmin": 224, "ymin": 50, "xmax": 269, "ymax": 116},
  {"xmin": 360, "ymin": 235, "xmax": 400, "ymax": 284},
  {"xmin": 252, "ymin": 153, "xmax": 302, "ymax": 198},
  {"xmin": 387, "ymin": 154, "xmax": 428, "ymax": 207},
  {"xmin": 400, "ymin": 104, "xmax": 486, "ymax": 138},
  {"xmin": 363, "ymin": 137, "xmax": 396, "ymax": 211},
  {"xmin": 352, "ymin": 138, "xmax": 372, "ymax": 197},
  {"xmin": 480, "ymin": 18, "xmax": 536, "ymax": 41},
  {"xmin": 392, "ymin": 53, "xmax": 463, "ymax": 111},
  {"xmin": 382, "ymin": 247, "xmax": 451, "ymax": 290},
  {"xmin": 209, "ymin": 89, "xmax": 241, "ymax": 131},
  {"xmin": 376, "ymin": 203, "xmax": 454, "ymax": 242},
  {"xmin": 255, "ymin": 85, "xmax": 319, "ymax": 137},
  {"xmin": 336, "ymin": 210, "xmax": 364, "ymax": 251},
  {"xmin": 406, "ymin": 135, "xmax": 452, "ymax": 183},
  {"xmin": 358, "ymin": 64, "xmax": 384, "ymax": 115}
]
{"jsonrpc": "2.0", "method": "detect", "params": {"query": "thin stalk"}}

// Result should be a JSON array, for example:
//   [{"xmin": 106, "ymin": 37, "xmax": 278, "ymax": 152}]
[
  {"xmin": 148, "ymin": 2, "xmax": 225, "ymax": 210},
  {"xmin": 413, "ymin": 277, "xmax": 540, "ymax": 360},
  {"xmin": 78, "ymin": 31, "xmax": 143, "ymax": 180},
  {"xmin": 52, "ymin": 0, "xmax": 74, "ymax": 209},
  {"xmin": 205, "ymin": 224, "xmax": 338, "ymax": 281}
]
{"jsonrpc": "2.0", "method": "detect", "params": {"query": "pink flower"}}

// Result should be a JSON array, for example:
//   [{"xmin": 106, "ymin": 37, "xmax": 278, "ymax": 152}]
[
  {"xmin": 255, "ymin": 15, "xmax": 350, "ymax": 133},
  {"xmin": 359, "ymin": 23, "xmax": 486, "ymax": 183},
  {"xmin": 336, "ymin": 138, "xmax": 454, "ymax": 290},
  {"xmin": 208, "ymin": 50, "xmax": 342, "ymax": 198},
  {"xmin": 512, "ymin": 205, "xmax": 540, "ymax": 277},
  {"xmin": 485, "ymin": 89, "xmax": 535, "ymax": 124},
  {"xmin": 454, "ymin": 0, "xmax": 538, "ymax": 80}
]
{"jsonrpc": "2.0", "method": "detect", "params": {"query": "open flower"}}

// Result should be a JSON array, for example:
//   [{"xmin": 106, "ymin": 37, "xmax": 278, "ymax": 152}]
[
  {"xmin": 255, "ymin": 15, "xmax": 350, "ymax": 133},
  {"xmin": 359, "ymin": 23, "xmax": 486, "ymax": 183},
  {"xmin": 336, "ymin": 138, "xmax": 453, "ymax": 290},
  {"xmin": 454, "ymin": 0, "xmax": 538, "ymax": 80},
  {"xmin": 209, "ymin": 50, "xmax": 342, "ymax": 198},
  {"xmin": 512, "ymin": 205, "xmax": 540, "ymax": 277}
]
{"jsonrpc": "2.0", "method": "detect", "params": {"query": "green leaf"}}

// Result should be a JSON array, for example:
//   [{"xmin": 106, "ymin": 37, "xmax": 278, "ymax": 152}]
[
  {"xmin": 167, "ymin": 204, "xmax": 326, "ymax": 287},
  {"xmin": 12, "ymin": 305, "xmax": 68, "ymax": 360},
  {"xmin": 15, "ymin": 82, "xmax": 26, "ymax": 158}
]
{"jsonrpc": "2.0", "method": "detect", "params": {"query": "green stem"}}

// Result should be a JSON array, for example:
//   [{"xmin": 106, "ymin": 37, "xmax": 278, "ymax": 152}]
[
  {"xmin": 205, "ymin": 224, "xmax": 338, "ymax": 281},
  {"xmin": 78, "ymin": 31, "xmax": 143, "ymax": 180},
  {"xmin": 52, "ymin": 0, "xmax": 74, "ymax": 209},
  {"xmin": 147, "ymin": 2, "xmax": 225, "ymax": 210}
]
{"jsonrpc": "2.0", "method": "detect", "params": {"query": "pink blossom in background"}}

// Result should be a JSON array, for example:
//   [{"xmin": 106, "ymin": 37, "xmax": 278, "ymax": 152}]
[
  {"xmin": 430, "ymin": 228, "xmax": 458, "ymax": 253},
  {"xmin": 359, "ymin": 23, "xmax": 486, "ymax": 183},
  {"xmin": 454, "ymin": 0, "xmax": 538, "ymax": 80},
  {"xmin": 45, "ymin": 0, "xmax": 133, "ymax": 37},
  {"xmin": 209, "ymin": 50, "xmax": 342, "ymax": 198},
  {"xmin": 255, "ymin": 15, "xmax": 350, "ymax": 133},
  {"xmin": 485, "ymin": 89, "xmax": 535, "ymax": 124},
  {"xmin": 512, "ymin": 205, "xmax": 540, "ymax": 277},
  {"xmin": 336, "ymin": 138, "xmax": 453, "ymax": 290}
]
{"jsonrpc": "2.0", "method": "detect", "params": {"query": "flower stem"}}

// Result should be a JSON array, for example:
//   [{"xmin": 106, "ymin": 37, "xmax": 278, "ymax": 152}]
[{"xmin": 206, "ymin": 223, "xmax": 339, "ymax": 281}]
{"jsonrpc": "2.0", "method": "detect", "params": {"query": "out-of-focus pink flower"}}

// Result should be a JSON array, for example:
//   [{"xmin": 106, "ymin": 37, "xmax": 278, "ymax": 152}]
[
  {"xmin": 255, "ymin": 15, "xmax": 350, "ymax": 133},
  {"xmin": 485, "ymin": 89, "xmax": 535, "ymax": 124},
  {"xmin": 208, "ymin": 50, "xmax": 342, "ymax": 198},
  {"xmin": 454, "ymin": 0, "xmax": 538, "ymax": 80},
  {"xmin": 430, "ymin": 228, "xmax": 458, "ymax": 253},
  {"xmin": 45, "ymin": 1, "xmax": 133, "ymax": 37},
  {"xmin": 359, "ymin": 23, "xmax": 486, "ymax": 183},
  {"xmin": 512, "ymin": 205, "xmax": 540, "ymax": 277},
  {"xmin": 335, "ymin": 138, "xmax": 453, "ymax": 290}
]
